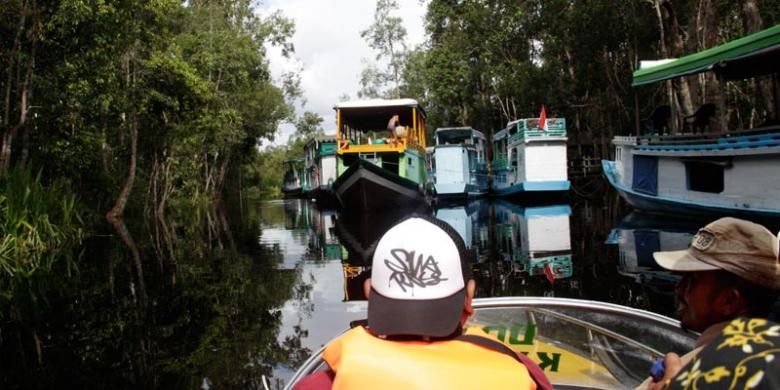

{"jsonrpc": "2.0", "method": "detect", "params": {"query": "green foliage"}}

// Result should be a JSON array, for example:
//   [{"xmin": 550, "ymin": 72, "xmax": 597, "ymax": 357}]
[
  {"xmin": 2, "ymin": 0, "xmax": 296, "ymax": 213},
  {"xmin": 293, "ymin": 111, "xmax": 325, "ymax": 141},
  {"xmin": 0, "ymin": 169, "xmax": 83, "ymax": 297},
  {"xmin": 252, "ymin": 144, "xmax": 299, "ymax": 200},
  {"xmin": 403, "ymin": 0, "xmax": 780, "ymax": 139},
  {"xmin": 359, "ymin": 0, "xmax": 408, "ymax": 98}
]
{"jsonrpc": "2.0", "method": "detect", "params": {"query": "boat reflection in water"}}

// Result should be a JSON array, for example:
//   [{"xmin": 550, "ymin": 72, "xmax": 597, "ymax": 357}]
[
  {"xmin": 280, "ymin": 199, "xmax": 702, "ymax": 389},
  {"xmin": 493, "ymin": 201, "xmax": 573, "ymax": 284},
  {"xmin": 308, "ymin": 205, "xmax": 341, "ymax": 261},
  {"xmin": 434, "ymin": 200, "xmax": 490, "ymax": 262},
  {"xmin": 604, "ymin": 212, "xmax": 705, "ymax": 290},
  {"xmin": 334, "ymin": 204, "xmax": 431, "ymax": 301}
]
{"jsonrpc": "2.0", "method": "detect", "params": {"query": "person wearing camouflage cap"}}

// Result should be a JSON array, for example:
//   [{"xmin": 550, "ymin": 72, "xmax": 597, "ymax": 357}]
[{"xmin": 642, "ymin": 217, "xmax": 780, "ymax": 390}]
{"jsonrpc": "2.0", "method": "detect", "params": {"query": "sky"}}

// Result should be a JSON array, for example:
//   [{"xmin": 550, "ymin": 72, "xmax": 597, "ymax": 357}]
[{"xmin": 258, "ymin": 0, "xmax": 428, "ymax": 146}]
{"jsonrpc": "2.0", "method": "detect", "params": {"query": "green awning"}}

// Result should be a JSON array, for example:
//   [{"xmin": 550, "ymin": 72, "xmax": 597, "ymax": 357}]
[{"xmin": 633, "ymin": 24, "xmax": 780, "ymax": 86}]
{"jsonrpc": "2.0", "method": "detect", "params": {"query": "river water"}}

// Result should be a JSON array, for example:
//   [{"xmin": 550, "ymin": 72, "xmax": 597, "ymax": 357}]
[
  {"xmin": 3, "ymin": 194, "xmax": 776, "ymax": 388},
  {"xmin": 264, "ymin": 195, "xmax": 699, "ymax": 388}
]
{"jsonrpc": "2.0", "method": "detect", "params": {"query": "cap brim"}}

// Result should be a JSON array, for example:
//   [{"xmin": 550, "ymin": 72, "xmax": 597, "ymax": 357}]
[
  {"xmin": 653, "ymin": 249, "xmax": 721, "ymax": 272},
  {"xmin": 367, "ymin": 287, "xmax": 466, "ymax": 338}
]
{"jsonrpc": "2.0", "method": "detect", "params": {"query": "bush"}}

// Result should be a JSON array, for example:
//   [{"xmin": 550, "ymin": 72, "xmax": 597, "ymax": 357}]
[{"xmin": 0, "ymin": 169, "xmax": 84, "ymax": 297}]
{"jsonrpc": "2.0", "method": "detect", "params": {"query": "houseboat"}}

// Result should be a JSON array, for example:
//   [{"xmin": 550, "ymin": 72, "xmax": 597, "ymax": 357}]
[
  {"xmin": 302, "ymin": 135, "xmax": 338, "ymax": 205},
  {"xmin": 603, "ymin": 24, "xmax": 780, "ymax": 218},
  {"xmin": 494, "ymin": 201, "xmax": 573, "ymax": 283},
  {"xmin": 284, "ymin": 297, "xmax": 695, "ymax": 389},
  {"xmin": 430, "ymin": 127, "xmax": 489, "ymax": 198},
  {"xmin": 331, "ymin": 99, "xmax": 430, "ymax": 211},
  {"xmin": 491, "ymin": 117, "xmax": 570, "ymax": 197},
  {"xmin": 281, "ymin": 158, "xmax": 305, "ymax": 198}
]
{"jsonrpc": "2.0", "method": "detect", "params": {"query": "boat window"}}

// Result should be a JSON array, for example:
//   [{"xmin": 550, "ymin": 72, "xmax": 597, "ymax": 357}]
[{"xmin": 685, "ymin": 162, "xmax": 724, "ymax": 193}]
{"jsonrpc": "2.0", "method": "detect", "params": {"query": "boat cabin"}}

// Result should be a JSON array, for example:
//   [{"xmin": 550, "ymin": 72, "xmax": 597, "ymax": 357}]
[
  {"xmin": 431, "ymin": 127, "xmax": 489, "ymax": 198},
  {"xmin": 334, "ymin": 99, "xmax": 428, "ymax": 185},
  {"xmin": 491, "ymin": 117, "xmax": 570, "ymax": 196},
  {"xmin": 303, "ymin": 135, "xmax": 338, "ymax": 195}
]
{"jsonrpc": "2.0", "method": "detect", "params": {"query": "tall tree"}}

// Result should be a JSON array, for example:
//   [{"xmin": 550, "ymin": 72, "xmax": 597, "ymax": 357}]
[
  {"xmin": 359, "ymin": 0, "xmax": 409, "ymax": 99},
  {"xmin": 0, "ymin": 0, "xmax": 41, "ymax": 175},
  {"xmin": 293, "ymin": 111, "xmax": 325, "ymax": 141}
]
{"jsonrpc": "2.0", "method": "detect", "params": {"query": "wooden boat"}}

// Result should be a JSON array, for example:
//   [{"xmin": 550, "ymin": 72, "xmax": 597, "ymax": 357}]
[
  {"xmin": 430, "ymin": 127, "xmax": 489, "ymax": 198},
  {"xmin": 303, "ymin": 135, "xmax": 339, "ymax": 206},
  {"xmin": 282, "ymin": 158, "xmax": 305, "ymax": 198},
  {"xmin": 603, "ymin": 24, "xmax": 780, "ymax": 218},
  {"xmin": 491, "ymin": 118, "xmax": 570, "ymax": 197},
  {"xmin": 331, "ymin": 99, "xmax": 430, "ymax": 211},
  {"xmin": 283, "ymin": 297, "xmax": 696, "ymax": 389}
]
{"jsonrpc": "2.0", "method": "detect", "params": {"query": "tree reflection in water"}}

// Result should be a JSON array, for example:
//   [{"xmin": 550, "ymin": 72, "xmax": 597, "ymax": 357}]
[{"xmin": 0, "ymin": 200, "xmax": 313, "ymax": 389}]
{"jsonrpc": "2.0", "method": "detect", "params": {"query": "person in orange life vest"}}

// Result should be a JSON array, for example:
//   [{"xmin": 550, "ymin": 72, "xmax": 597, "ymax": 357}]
[
  {"xmin": 640, "ymin": 217, "xmax": 780, "ymax": 390},
  {"xmin": 293, "ymin": 215, "xmax": 551, "ymax": 390}
]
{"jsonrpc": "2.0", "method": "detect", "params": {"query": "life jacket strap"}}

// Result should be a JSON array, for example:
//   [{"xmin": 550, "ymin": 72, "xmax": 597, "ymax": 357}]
[{"xmin": 456, "ymin": 334, "xmax": 553, "ymax": 390}]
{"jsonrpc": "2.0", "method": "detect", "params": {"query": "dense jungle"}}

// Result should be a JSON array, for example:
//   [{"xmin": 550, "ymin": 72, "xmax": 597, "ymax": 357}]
[{"xmin": 1, "ymin": 0, "xmax": 778, "ymax": 388}]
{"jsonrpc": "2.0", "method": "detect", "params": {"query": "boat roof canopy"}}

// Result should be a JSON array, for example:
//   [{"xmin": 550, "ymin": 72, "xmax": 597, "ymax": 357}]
[
  {"xmin": 632, "ymin": 24, "xmax": 780, "ymax": 86},
  {"xmin": 435, "ymin": 127, "xmax": 484, "ymax": 143},
  {"xmin": 335, "ymin": 98, "xmax": 425, "ymax": 131},
  {"xmin": 304, "ymin": 134, "xmax": 336, "ymax": 147}
]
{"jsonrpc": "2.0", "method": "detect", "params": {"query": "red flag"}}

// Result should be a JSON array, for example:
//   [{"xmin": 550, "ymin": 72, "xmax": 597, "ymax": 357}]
[
  {"xmin": 538, "ymin": 105, "xmax": 547, "ymax": 131},
  {"xmin": 544, "ymin": 263, "xmax": 555, "ymax": 286}
]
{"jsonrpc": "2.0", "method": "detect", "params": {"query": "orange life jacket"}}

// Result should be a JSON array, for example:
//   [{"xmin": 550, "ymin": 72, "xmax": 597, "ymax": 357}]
[{"xmin": 323, "ymin": 326, "xmax": 537, "ymax": 390}]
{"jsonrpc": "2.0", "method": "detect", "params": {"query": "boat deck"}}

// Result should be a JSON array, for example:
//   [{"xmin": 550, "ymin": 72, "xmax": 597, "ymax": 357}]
[{"xmin": 632, "ymin": 126, "xmax": 780, "ymax": 155}]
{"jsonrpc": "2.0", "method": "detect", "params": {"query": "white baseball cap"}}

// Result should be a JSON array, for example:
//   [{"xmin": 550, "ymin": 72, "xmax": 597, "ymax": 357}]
[{"xmin": 368, "ymin": 215, "xmax": 473, "ymax": 337}]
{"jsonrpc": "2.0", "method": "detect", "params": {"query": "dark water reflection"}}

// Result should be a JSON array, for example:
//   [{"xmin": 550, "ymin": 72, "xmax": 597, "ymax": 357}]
[
  {"xmin": 267, "ymin": 197, "xmax": 707, "ymax": 387},
  {"xmin": 3, "ymin": 196, "xmax": 777, "ymax": 388}
]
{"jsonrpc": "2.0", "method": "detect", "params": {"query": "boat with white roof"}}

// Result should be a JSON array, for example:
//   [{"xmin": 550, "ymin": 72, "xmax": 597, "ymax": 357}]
[
  {"xmin": 430, "ymin": 127, "xmax": 489, "ymax": 198},
  {"xmin": 491, "ymin": 116, "xmax": 570, "ymax": 198},
  {"xmin": 331, "ymin": 99, "xmax": 431, "ymax": 212}
]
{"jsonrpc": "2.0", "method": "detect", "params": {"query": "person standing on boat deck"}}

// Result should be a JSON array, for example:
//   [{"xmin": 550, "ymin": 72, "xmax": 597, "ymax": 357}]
[
  {"xmin": 292, "ymin": 215, "xmax": 551, "ymax": 390},
  {"xmin": 640, "ymin": 217, "xmax": 780, "ymax": 390},
  {"xmin": 387, "ymin": 114, "xmax": 405, "ymax": 144}
]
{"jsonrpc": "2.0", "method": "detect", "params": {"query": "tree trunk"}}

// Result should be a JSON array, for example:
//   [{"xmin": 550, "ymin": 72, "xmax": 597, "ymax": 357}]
[
  {"xmin": 1, "ymin": 0, "xmax": 30, "ymax": 174},
  {"xmin": 107, "ymin": 213, "xmax": 147, "ymax": 308},
  {"xmin": 698, "ymin": 0, "xmax": 724, "ymax": 132},
  {"xmin": 661, "ymin": 1, "xmax": 695, "ymax": 122},
  {"xmin": 742, "ymin": 0, "xmax": 774, "ymax": 119},
  {"xmin": 106, "ymin": 112, "xmax": 137, "ymax": 221}
]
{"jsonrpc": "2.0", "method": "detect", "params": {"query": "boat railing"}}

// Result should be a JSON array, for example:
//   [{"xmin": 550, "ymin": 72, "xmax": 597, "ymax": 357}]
[
  {"xmin": 283, "ymin": 297, "xmax": 693, "ymax": 390},
  {"xmin": 530, "ymin": 307, "xmax": 664, "ymax": 357},
  {"xmin": 634, "ymin": 127, "xmax": 780, "ymax": 153},
  {"xmin": 639, "ymin": 125, "xmax": 780, "ymax": 145},
  {"xmin": 612, "ymin": 136, "xmax": 637, "ymax": 144},
  {"xmin": 508, "ymin": 129, "xmax": 567, "ymax": 144},
  {"xmin": 506, "ymin": 118, "xmax": 567, "ymax": 144}
]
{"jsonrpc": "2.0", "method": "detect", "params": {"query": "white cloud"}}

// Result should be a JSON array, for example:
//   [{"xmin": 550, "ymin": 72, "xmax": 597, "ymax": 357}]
[{"xmin": 259, "ymin": 0, "xmax": 428, "ymax": 145}]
